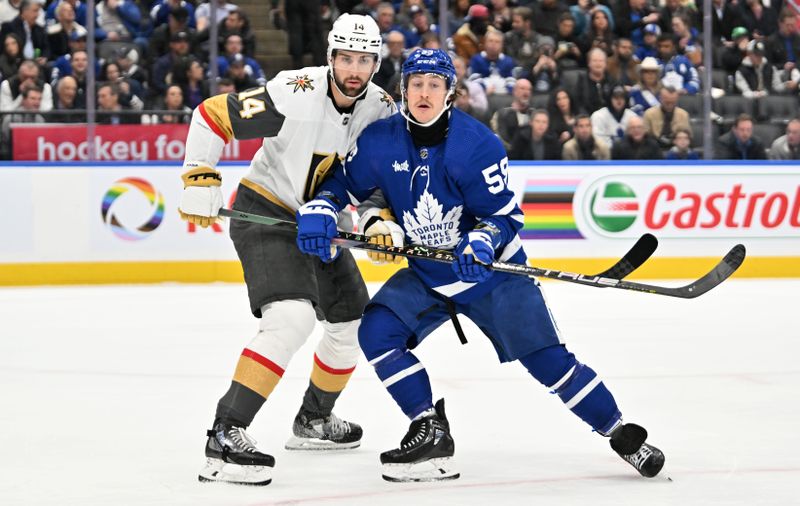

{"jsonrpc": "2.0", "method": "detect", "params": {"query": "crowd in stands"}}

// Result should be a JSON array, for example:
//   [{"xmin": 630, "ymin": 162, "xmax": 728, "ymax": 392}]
[{"xmin": 2, "ymin": 0, "xmax": 800, "ymax": 161}]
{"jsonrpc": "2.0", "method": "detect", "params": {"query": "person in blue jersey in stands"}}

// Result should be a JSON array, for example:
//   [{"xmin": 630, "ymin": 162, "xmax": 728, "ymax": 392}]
[{"xmin": 295, "ymin": 48, "xmax": 665, "ymax": 483}]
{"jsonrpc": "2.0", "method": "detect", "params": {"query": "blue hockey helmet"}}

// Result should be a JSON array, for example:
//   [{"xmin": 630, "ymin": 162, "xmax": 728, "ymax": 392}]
[{"xmin": 401, "ymin": 48, "xmax": 457, "ymax": 91}]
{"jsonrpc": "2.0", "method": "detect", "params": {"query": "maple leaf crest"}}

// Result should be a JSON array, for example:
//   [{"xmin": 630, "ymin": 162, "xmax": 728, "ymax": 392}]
[{"xmin": 402, "ymin": 189, "xmax": 463, "ymax": 248}]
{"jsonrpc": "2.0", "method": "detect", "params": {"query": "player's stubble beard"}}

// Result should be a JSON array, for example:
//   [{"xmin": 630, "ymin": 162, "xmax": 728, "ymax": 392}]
[{"xmin": 332, "ymin": 69, "xmax": 369, "ymax": 98}]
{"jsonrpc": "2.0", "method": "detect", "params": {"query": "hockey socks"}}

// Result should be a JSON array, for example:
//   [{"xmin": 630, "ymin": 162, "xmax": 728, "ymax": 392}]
[{"xmin": 519, "ymin": 345, "xmax": 621, "ymax": 434}]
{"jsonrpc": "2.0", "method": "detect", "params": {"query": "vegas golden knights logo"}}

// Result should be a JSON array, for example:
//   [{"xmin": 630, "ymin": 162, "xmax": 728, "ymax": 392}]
[{"xmin": 305, "ymin": 152, "xmax": 343, "ymax": 201}]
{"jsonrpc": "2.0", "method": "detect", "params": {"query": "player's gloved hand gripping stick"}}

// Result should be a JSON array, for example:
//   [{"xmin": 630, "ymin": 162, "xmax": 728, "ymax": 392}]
[{"xmin": 221, "ymin": 208, "xmax": 745, "ymax": 299}]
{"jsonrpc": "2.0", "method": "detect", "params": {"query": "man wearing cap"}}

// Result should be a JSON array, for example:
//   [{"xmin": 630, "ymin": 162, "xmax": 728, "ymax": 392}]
[
  {"xmin": 721, "ymin": 26, "xmax": 750, "ymax": 75},
  {"xmin": 150, "ymin": 29, "xmax": 191, "ymax": 94},
  {"xmin": 453, "ymin": 3, "xmax": 491, "ymax": 60},
  {"xmin": 217, "ymin": 33, "xmax": 265, "ymax": 86},
  {"xmin": 735, "ymin": 39, "xmax": 797, "ymax": 97},
  {"xmin": 149, "ymin": 5, "xmax": 191, "ymax": 58},
  {"xmin": 634, "ymin": 23, "xmax": 660, "ymax": 61},
  {"xmin": 403, "ymin": 5, "xmax": 438, "ymax": 49}
]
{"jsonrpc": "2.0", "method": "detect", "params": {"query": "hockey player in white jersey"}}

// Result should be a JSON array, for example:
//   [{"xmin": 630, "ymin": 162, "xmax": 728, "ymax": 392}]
[{"xmin": 178, "ymin": 13, "xmax": 396, "ymax": 486}]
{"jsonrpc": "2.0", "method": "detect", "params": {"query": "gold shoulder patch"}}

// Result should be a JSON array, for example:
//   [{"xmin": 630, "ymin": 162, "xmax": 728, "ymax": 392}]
[
  {"xmin": 379, "ymin": 91, "xmax": 394, "ymax": 108},
  {"xmin": 287, "ymin": 74, "xmax": 315, "ymax": 93}
]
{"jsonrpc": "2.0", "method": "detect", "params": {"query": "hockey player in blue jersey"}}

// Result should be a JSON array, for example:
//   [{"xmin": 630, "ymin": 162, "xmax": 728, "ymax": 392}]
[{"xmin": 295, "ymin": 48, "xmax": 665, "ymax": 482}]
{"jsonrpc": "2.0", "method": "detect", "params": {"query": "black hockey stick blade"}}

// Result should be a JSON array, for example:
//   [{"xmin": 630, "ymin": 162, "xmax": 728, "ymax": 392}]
[
  {"xmin": 591, "ymin": 233, "xmax": 658, "ymax": 280},
  {"xmin": 218, "ymin": 208, "xmax": 743, "ymax": 299}
]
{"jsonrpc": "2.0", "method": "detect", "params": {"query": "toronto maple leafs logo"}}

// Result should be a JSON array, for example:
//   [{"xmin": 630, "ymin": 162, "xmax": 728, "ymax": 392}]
[
  {"xmin": 287, "ymin": 74, "xmax": 314, "ymax": 93},
  {"xmin": 392, "ymin": 160, "xmax": 409, "ymax": 172},
  {"xmin": 402, "ymin": 189, "xmax": 463, "ymax": 248}
]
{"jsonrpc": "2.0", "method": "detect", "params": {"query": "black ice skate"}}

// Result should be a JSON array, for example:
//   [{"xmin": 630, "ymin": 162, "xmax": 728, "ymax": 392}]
[
  {"xmin": 284, "ymin": 408, "xmax": 363, "ymax": 450},
  {"xmin": 380, "ymin": 398, "xmax": 459, "ymax": 482},
  {"xmin": 198, "ymin": 421, "xmax": 275, "ymax": 486},
  {"xmin": 609, "ymin": 423, "xmax": 665, "ymax": 478}
]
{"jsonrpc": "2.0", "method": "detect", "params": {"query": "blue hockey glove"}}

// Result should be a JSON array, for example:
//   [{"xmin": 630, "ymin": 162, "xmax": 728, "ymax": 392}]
[
  {"xmin": 452, "ymin": 229, "xmax": 496, "ymax": 283},
  {"xmin": 296, "ymin": 197, "xmax": 340, "ymax": 262}
]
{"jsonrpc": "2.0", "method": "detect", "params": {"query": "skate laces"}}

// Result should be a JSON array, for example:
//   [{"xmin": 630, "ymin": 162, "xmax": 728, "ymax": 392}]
[
  {"xmin": 623, "ymin": 444, "xmax": 653, "ymax": 469},
  {"xmin": 226, "ymin": 426, "xmax": 259, "ymax": 453},
  {"xmin": 401, "ymin": 419, "xmax": 431, "ymax": 449},
  {"xmin": 324, "ymin": 413, "xmax": 351, "ymax": 437}
]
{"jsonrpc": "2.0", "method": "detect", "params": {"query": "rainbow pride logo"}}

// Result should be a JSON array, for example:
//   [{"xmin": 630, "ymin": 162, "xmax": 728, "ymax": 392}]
[
  {"xmin": 520, "ymin": 179, "xmax": 584, "ymax": 239},
  {"xmin": 101, "ymin": 177, "xmax": 165, "ymax": 240}
]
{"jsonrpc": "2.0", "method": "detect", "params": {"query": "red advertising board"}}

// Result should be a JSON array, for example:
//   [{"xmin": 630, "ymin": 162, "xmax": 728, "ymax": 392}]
[{"xmin": 11, "ymin": 124, "xmax": 262, "ymax": 161}]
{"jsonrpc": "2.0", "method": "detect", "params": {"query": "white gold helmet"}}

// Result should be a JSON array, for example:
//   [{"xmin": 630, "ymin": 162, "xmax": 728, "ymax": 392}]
[{"xmin": 327, "ymin": 13, "xmax": 383, "ymax": 68}]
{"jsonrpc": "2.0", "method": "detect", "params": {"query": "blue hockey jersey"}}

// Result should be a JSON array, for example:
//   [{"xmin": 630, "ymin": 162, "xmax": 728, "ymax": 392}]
[{"xmin": 320, "ymin": 109, "xmax": 527, "ymax": 303}]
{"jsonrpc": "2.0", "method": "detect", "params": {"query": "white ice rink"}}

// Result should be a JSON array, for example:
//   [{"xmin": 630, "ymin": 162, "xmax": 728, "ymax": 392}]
[{"xmin": 1, "ymin": 278, "xmax": 797, "ymax": 506}]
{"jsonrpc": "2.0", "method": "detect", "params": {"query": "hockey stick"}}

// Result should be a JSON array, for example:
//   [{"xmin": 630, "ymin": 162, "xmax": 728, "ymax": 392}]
[
  {"xmin": 590, "ymin": 233, "xmax": 657, "ymax": 280},
  {"xmin": 218, "ymin": 208, "xmax": 744, "ymax": 299}
]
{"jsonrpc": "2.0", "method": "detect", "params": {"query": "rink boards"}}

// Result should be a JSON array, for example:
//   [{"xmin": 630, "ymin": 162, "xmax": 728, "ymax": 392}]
[{"xmin": 0, "ymin": 161, "xmax": 798, "ymax": 285}]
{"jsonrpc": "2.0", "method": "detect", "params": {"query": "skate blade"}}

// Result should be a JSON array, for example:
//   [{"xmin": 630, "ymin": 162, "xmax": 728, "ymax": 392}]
[
  {"xmin": 198, "ymin": 457, "xmax": 272, "ymax": 486},
  {"xmin": 285, "ymin": 435, "xmax": 360, "ymax": 451},
  {"xmin": 381, "ymin": 457, "xmax": 460, "ymax": 482}
]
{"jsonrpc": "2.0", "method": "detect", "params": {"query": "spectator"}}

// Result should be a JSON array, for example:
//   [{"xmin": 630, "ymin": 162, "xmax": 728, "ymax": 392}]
[
  {"xmin": 194, "ymin": 0, "xmax": 237, "ymax": 32},
  {"xmin": 574, "ymin": 48, "xmax": 618, "ymax": 114},
  {"xmin": 0, "ymin": 0, "xmax": 49, "ymax": 64},
  {"xmin": 45, "ymin": 0, "xmax": 87, "ymax": 28},
  {"xmin": 735, "ymin": 40, "xmax": 797, "ymax": 98},
  {"xmin": 224, "ymin": 53, "xmax": 259, "ymax": 92},
  {"xmin": 659, "ymin": 0, "xmax": 699, "ymax": 34},
  {"xmin": 765, "ymin": 9, "xmax": 800, "ymax": 78},
  {"xmin": 711, "ymin": 0, "xmax": 744, "ymax": 45},
  {"xmin": 46, "ymin": 1, "xmax": 87, "ymax": 59},
  {"xmin": 665, "ymin": 127, "xmax": 700, "ymax": 159},
  {"xmin": 50, "ymin": 45, "xmax": 95, "ymax": 94},
  {"xmin": 504, "ymin": 6, "xmax": 540, "ymax": 72},
  {"xmin": 216, "ymin": 76, "xmax": 235, "ymax": 94},
  {"xmin": 0, "ymin": 32, "xmax": 22, "ymax": 80},
  {"xmin": 453, "ymin": 54, "xmax": 487, "ymax": 115},
  {"xmin": 491, "ymin": 0, "xmax": 513, "ymax": 33},
  {"xmin": 151, "ymin": 0, "xmax": 196, "ymax": 30},
  {"xmin": 643, "ymin": 86, "xmax": 690, "ymax": 148},
  {"xmin": 142, "ymin": 84, "xmax": 191, "ymax": 124},
  {"xmin": 115, "ymin": 47, "xmax": 148, "ymax": 89},
  {"xmin": 454, "ymin": 81, "xmax": 490, "ymax": 126},
  {"xmin": 607, "ymin": 37, "xmax": 637, "ymax": 88},
  {"xmin": 452, "ymin": 3, "xmax": 490, "ymax": 61},
  {"xmin": 633, "ymin": 23, "xmax": 659, "ymax": 62},
  {"xmin": 671, "ymin": 13, "xmax": 702, "ymax": 68},
  {"xmin": 468, "ymin": 29, "xmax": 516, "ymax": 95},
  {"xmin": 579, "ymin": 8, "xmax": 614, "ymax": 57},
  {"xmin": 633, "ymin": 55, "xmax": 667, "ymax": 104},
  {"xmin": 562, "ymin": 113, "xmax": 611, "ymax": 160},
  {"xmin": 101, "ymin": 60, "xmax": 144, "ymax": 110},
  {"xmin": 526, "ymin": 36, "xmax": 558, "ymax": 93},
  {"xmin": 49, "ymin": 75, "xmax": 84, "ymax": 122},
  {"xmin": 376, "ymin": 2, "xmax": 399, "ymax": 37},
  {"xmin": 97, "ymin": 82, "xmax": 138, "ymax": 124},
  {"xmin": 217, "ymin": 34, "xmax": 265, "ymax": 85},
  {"xmin": 570, "ymin": 0, "xmax": 615, "ymax": 38},
  {"xmin": 491, "ymin": 77, "xmax": 531, "ymax": 149},
  {"xmin": 769, "ymin": 118, "xmax": 800, "ymax": 160},
  {"xmin": 150, "ymin": 5, "xmax": 191, "ymax": 59},
  {"xmin": 151, "ymin": 30, "xmax": 191, "ymax": 94},
  {"xmin": 285, "ymin": 0, "xmax": 324, "ymax": 67},
  {"xmin": 353, "ymin": 0, "xmax": 380, "ymax": 19},
  {"xmin": 721, "ymin": 26, "xmax": 751, "ymax": 76},
  {"xmin": 95, "ymin": 0, "xmax": 150, "ymax": 51},
  {"xmin": 532, "ymin": 0, "xmax": 568, "ymax": 39},
  {"xmin": 591, "ymin": 85, "xmax": 637, "ymax": 147},
  {"xmin": 0, "ymin": 0, "xmax": 26, "ymax": 25},
  {"xmin": 171, "ymin": 56, "xmax": 208, "ymax": 109},
  {"xmin": 403, "ymin": 5, "xmax": 438, "ymax": 48},
  {"xmin": 716, "ymin": 113, "xmax": 767, "ymax": 159},
  {"xmin": 741, "ymin": 0, "xmax": 776, "ymax": 41},
  {"xmin": 447, "ymin": 0, "xmax": 471, "ymax": 36},
  {"xmin": 509, "ymin": 108, "xmax": 562, "ymax": 160},
  {"xmin": 217, "ymin": 9, "xmax": 254, "ymax": 57},
  {"xmin": 611, "ymin": 115, "xmax": 663, "ymax": 159},
  {"xmin": 547, "ymin": 86, "xmax": 579, "ymax": 143},
  {"xmin": 419, "ymin": 31, "xmax": 439, "ymax": 49},
  {"xmin": 615, "ymin": 0, "xmax": 659, "ymax": 48},
  {"xmin": 1, "ymin": 84, "xmax": 43, "ymax": 158},
  {"xmin": 373, "ymin": 30, "xmax": 405, "ymax": 91},
  {"xmin": 0, "ymin": 59, "xmax": 52, "ymax": 111},
  {"xmin": 553, "ymin": 12, "xmax": 582, "ymax": 71},
  {"xmin": 658, "ymin": 34, "xmax": 700, "ymax": 95}
]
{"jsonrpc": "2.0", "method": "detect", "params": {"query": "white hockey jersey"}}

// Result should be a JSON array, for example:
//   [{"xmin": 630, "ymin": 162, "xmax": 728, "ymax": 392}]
[{"xmin": 184, "ymin": 65, "xmax": 396, "ymax": 212}]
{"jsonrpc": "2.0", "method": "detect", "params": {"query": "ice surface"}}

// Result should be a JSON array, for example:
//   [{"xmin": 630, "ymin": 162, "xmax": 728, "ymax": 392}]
[{"xmin": 0, "ymin": 279, "xmax": 797, "ymax": 505}]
